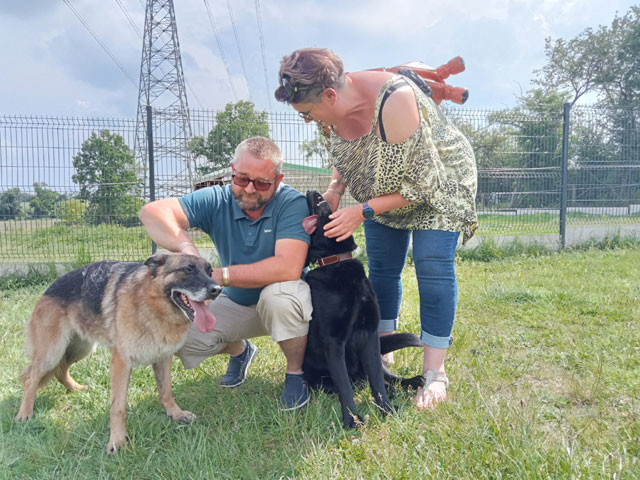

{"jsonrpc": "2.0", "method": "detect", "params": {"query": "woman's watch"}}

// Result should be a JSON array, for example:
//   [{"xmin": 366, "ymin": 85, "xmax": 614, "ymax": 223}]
[{"xmin": 362, "ymin": 201, "xmax": 375, "ymax": 220}]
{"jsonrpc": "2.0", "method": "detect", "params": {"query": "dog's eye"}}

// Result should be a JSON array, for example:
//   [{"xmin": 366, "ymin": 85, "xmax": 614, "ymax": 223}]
[{"xmin": 184, "ymin": 264, "xmax": 196, "ymax": 273}]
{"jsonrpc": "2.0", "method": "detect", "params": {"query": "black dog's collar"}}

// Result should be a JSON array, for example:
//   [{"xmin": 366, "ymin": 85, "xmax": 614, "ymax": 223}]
[{"xmin": 315, "ymin": 252, "xmax": 353, "ymax": 267}]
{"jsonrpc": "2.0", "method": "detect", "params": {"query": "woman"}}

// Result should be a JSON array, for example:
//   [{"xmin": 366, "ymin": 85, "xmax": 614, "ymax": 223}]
[{"xmin": 275, "ymin": 48, "xmax": 477, "ymax": 409}]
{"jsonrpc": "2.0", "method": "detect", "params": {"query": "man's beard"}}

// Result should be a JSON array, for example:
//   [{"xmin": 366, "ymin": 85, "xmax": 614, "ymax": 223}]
[{"xmin": 232, "ymin": 187, "xmax": 276, "ymax": 211}]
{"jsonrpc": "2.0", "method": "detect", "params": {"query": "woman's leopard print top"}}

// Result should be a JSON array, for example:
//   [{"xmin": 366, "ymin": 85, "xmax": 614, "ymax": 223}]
[{"xmin": 321, "ymin": 75, "xmax": 478, "ymax": 244}]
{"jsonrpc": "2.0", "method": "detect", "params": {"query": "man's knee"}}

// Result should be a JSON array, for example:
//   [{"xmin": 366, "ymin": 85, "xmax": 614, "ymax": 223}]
[
  {"xmin": 176, "ymin": 323, "xmax": 227, "ymax": 369},
  {"xmin": 257, "ymin": 281, "xmax": 313, "ymax": 342}
]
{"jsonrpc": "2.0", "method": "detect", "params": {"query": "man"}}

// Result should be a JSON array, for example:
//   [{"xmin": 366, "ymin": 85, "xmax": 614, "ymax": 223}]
[{"xmin": 138, "ymin": 136, "xmax": 312, "ymax": 410}]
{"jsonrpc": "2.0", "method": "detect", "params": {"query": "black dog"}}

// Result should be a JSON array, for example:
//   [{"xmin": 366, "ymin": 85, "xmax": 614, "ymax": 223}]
[{"xmin": 302, "ymin": 190, "xmax": 423, "ymax": 428}]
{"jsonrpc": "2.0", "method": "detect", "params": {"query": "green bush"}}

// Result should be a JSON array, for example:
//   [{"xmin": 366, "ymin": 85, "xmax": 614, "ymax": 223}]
[{"xmin": 56, "ymin": 199, "xmax": 88, "ymax": 224}]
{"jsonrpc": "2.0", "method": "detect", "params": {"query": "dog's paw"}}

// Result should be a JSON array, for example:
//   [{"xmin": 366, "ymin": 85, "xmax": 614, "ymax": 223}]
[
  {"xmin": 67, "ymin": 383, "xmax": 88, "ymax": 393},
  {"xmin": 168, "ymin": 409, "xmax": 196, "ymax": 424},
  {"xmin": 14, "ymin": 412, "xmax": 33, "ymax": 422},
  {"xmin": 343, "ymin": 413, "xmax": 365, "ymax": 429},
  {"xmin": 106, "ymin": 434, "xmax": 129, "ymax": 455},
  {"xmin": 382, "ymin": 401, "xmax": 396, "ymax": 415}
]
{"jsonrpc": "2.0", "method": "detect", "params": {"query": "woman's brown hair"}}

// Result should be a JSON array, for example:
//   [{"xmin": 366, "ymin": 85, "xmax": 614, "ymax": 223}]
[{"xmin": 274, "ymin": 48, "xmax": 345, "ymax": 104}]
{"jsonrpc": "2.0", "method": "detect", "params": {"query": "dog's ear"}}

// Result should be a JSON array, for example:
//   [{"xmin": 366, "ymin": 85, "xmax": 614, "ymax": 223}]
[{"xmin": 144, "ymin": 254, "xmax": 168, "ymax": 276}]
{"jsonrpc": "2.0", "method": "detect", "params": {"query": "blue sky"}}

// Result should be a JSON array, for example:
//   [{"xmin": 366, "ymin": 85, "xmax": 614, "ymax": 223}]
[{"xmin": 0, "ymin": 0, "xmax": 636, "ymax": 118}]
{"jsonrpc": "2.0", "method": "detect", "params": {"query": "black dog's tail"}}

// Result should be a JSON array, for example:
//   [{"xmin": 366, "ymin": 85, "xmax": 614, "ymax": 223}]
[
  {"xmin": 380, "ymin": 332, "xmax": 423, "ymax": 354},
  {"xmin": 380, "ymin": 332, "xmax": 425, "ymax": 390}
]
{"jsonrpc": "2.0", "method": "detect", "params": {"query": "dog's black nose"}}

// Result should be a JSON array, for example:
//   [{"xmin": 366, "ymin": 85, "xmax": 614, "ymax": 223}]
[{"xmin": 208, "ymin": 283, "xmax": 222, "ymax": 297}]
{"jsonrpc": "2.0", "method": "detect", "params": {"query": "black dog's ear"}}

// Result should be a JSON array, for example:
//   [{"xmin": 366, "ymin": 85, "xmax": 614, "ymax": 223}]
[{"xmin": 144, "ymin": 254, "xmax": 168, "ymax": 276}]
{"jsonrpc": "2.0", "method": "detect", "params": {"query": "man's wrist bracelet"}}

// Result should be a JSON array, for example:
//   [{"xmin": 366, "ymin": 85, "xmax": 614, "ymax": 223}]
[
  {"xmin": 222, "ymin": 267, "xmax": 230, "ymax": 287},
  {"xmin": 328, "ymin": 187, "xmax": 343, "ymax": 197}
]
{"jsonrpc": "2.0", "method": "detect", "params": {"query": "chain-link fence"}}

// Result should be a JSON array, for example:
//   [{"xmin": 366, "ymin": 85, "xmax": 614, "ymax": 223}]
[{"xmin": 1, "ymin": 104, "xmax": 639, "ymax": 263}]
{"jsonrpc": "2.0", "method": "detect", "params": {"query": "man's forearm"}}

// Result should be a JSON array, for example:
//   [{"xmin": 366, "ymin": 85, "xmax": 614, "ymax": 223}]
[
  {"xmin": 215, "ymin": 239, "xmax": 308, "ymax": 288},
  {"xmin": 214, "ymin": 257, "xmax": 300, "ymax": 288}
]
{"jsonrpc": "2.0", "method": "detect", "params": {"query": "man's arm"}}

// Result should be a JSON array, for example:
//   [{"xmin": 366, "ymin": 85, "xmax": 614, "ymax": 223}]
[
  {"xmin": 138, "ymin": 198, "xmax": 200, "ymax": 256},
  {"xmin": 140, "ymin": 196, "xmax": 309, "ymax": 287},
  {"xmin": 220, "ymin": 238, "xmax": 308, "ymax": 289}
]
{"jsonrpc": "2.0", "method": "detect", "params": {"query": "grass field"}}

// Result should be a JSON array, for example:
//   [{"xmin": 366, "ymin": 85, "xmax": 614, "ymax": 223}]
[{"xmin": 1, "ymin": 246, "xmax": 639, "ymax": 479}]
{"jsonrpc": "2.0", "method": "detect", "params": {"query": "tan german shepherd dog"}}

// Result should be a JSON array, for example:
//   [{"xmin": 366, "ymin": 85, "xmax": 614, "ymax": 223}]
[{"xmin": 15, "ymin": 253, "xmax": 221, "ymax": 454}]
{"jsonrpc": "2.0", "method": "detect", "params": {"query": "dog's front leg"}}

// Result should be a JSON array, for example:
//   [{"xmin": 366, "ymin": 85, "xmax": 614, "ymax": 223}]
[
  {"xmin": 326, "ymin": 343, "xmax": 363, "ymax": 429},
  {"xmin": 106, "ymin": 349, "xmax": 132, "ymax": 455},
  {"xmin": 152, "ymin": 356, "xmax": 195, "ymax": 423}
]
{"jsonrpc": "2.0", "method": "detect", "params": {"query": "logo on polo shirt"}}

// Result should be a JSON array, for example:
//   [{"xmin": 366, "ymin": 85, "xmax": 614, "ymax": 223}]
[{"xmin": 264, "ymin": 228, "xmax": 272, "ymax": 233}]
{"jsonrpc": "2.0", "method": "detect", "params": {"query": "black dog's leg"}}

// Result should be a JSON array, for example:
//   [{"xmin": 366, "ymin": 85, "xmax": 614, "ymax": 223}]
[
  {"xmin": 361, "ymin": 334, "xmax": 394, "ymax": 415},
  {"xmin": 380, "ymin": 332, "xmax": 425, "ymax": 390},
  {"xmin": 325, "ymin": 343, "xmax": 363, "ymax": 428}
]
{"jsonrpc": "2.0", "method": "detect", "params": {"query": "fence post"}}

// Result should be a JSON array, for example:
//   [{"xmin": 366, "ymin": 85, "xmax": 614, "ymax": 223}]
[
  {"xmin": 560, "ymin": 103, "xmax": 571, "ymax": 249},
  {"xmin": 146, "ymin": 105, "xmax": 157, "ymax": 254}
]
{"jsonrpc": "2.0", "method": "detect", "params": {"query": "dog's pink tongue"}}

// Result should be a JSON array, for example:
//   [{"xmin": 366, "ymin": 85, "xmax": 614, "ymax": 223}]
[{"xmin": 192, "ymin": 301, "xmax": 216, "ymax": 333}]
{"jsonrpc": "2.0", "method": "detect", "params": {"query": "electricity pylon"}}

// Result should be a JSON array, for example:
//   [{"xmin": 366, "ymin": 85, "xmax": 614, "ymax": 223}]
[{"xmin": 135, "ymin": 0, "xmax": 193, "ymax": 198}]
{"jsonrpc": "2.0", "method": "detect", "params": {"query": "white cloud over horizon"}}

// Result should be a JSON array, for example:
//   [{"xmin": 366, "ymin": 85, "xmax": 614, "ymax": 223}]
[{"xmin": 0, "ymin": 0, "xmax": 636, "ymax": 118}]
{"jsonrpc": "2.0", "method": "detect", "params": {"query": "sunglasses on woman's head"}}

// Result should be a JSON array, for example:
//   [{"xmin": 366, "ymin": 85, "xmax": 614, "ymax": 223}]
[
  {"xmin": 231, "ymin": 174, "xmax": 276, "ymax": 191},
  {"xmin": 280, "ymin": 76, "xmax": 323, "ymax": 103}
]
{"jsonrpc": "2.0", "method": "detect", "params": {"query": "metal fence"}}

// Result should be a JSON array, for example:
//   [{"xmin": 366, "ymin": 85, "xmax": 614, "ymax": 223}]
[{"xmin": 1, "ymin": 104, "xmax": 639, "ymax": 263}]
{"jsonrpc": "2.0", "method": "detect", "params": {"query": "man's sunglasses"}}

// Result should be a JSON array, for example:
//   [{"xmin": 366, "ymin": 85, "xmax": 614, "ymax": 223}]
[
  {"xmin": 280, "ymin": 76, "xmax": 323, "ymax": 103},
  {"xmin": 231, "ymin": 174, "xmax": 276, "ymax": 192}
]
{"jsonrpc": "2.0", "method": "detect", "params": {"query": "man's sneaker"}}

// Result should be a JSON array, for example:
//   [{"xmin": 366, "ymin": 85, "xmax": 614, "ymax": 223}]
[
  {"xmin": 220, "ymin": 340, "xmax": 257, "ymax": 388},
  {"xmin": 280, "ymin": 372, "xmax": 310, "ymax": 411}
]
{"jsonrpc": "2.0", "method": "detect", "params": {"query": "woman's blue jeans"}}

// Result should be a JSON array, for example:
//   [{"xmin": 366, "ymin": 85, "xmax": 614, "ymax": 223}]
[{"xmin": 364, "ymin": 220, "xmax": 459, "ymax": 349}]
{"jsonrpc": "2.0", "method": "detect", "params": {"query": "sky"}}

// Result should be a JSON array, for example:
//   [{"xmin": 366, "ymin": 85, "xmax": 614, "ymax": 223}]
[{"xmin": 0, "ymin": 0, "xmax": 637, "ymax": 119}]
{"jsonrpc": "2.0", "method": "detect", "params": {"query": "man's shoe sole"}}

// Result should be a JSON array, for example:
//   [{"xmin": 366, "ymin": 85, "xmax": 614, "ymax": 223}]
[
  {"xmin": 219, "ymin": 345, "xmax": 257, "ymax": 388},
  {"xmin": 280, "ymin": 391, "xmax": 311, "ymax": 411}
]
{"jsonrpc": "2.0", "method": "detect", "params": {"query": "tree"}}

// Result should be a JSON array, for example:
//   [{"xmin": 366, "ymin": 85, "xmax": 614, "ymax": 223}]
[
  {"xmin": 72, "ymin": 130, "xmax": 142, "ymax": 226},
  {"xmin": 299, "ymin": 130, "xmax": 329, "ymax": 167},
  {"xmin": 534, "ymin": 6, "xmax": 640, "ymax": 209},
  {"xmin": 534, "ymin": 6, "xmax": 640, "ymax": 107},
  {"xmin": 189, "ymin": 101, "xmax": 270, "ymax": 174},
  {"xmin": 56, "ymin": 199, "xmax": 89, "ymax": 224},
  {"xmin": 0, "ymin": 188, "xmax": 22, "ymax": 220},
  {"xmin": 30, "ymin": 182, "xmax": 59, "ymax": 218},
  {"xmin": 486, "ymin": 88, "xmax": 569, "ymax": 208}
]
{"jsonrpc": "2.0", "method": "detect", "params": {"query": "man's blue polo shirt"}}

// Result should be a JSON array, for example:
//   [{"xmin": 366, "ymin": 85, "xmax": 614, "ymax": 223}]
[{"xmin": 179, "ymin": 184, "xmax": 309, "ymax": 306}]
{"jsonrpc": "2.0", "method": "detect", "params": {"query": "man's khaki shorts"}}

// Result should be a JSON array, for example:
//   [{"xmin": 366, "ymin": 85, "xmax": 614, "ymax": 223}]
[{"xmin": 177, "ymin": 280, "xmax": 312, "ymax": 369}]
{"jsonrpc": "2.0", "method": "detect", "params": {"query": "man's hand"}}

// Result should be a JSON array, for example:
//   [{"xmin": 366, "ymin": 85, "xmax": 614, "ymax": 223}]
[
  {"xmin": 323, "ymin": 204, "xmax": 364, "ymax": 242},
  {"xmin": 179, "ymin": 243, "xmax": 200, "ymax": 256}
]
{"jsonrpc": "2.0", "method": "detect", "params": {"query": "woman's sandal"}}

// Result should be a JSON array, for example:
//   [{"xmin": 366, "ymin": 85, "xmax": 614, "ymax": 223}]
[{"xmin": 416, "ymin": 370, "xmax": 449, "ymax": 410}]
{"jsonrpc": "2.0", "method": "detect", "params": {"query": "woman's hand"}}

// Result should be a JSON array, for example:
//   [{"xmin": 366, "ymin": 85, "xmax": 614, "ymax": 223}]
[{"xmin": 323, "ymin": 204, "xmax": 364, "ymax": 242}]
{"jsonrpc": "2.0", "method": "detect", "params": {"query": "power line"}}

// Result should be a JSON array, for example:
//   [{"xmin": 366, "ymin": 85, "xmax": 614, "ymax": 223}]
[
  {"xmin": 114, "ymin": 0, "xmax": 142, "ymax": 38},
  {"xmin": 203, "ymin": 0, "xmax": 239, "ymax": 102},
  {"xmin": 63, "ymin": 0, "xmax": 138, "ymax": 89},
  {"xmin": 254, "ymin": 0, "xmax": 272, "ymax": 110},
  {"xmin": 226, "ymin": 0, "xmax": 252, "ymax": 102}
]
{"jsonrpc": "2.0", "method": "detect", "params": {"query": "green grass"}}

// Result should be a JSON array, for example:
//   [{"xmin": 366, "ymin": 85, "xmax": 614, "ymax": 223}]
[{"xmin": 1, "ymin": 247, "xmax": 639, "ymax": 478}]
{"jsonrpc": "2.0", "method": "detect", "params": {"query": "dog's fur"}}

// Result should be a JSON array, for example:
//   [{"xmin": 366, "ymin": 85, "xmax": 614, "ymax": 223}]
[
  {"xmin": 302, "ymin": 191, "xmax": 424, "ymax": 428},
  {"xmin": 15, "ymin": 253, "xmax": 221, "ymax": 454}
]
